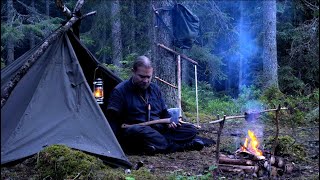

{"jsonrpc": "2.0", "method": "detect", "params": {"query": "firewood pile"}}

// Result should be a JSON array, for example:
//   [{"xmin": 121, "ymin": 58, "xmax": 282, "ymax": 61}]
[{"xmin": 217, "ymin": 144, "xmax": 296, "ymax": 178}]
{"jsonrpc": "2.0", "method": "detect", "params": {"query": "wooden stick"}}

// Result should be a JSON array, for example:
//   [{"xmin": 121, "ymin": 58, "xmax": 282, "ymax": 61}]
[
  {"xmin": 272, "ymin": 104, "xmax": 281, "ymax": 155},
  {"xmin": 121, "ymin": 118, "xmax": 200, "ymax": 129},
  {"xmin": 218, "ymin": 157, "xmax": 254, "ymax": 165},
  {"xmin": 210, "ymin": 115, "xmax": 245, "ymax": 124},
  {"xmin": 216, "ymin": 115, "xmax": 226, "ymax": 161},
  {"xmin": 209, "ymin": 107, "xmax": 288, "ymax": 124},
  {"xmin": 154, "ymin": 76, "xmax": 177, "ymax": 89},
  {"xmin": 121, "ymin": 118, "xmax": 171, "ymax": 128},
  {"xmin": 157, "ymin": 44, "xmax": 198, "ymax": 65},
  {"xmin": 177, "ymin": 55, "xmax": 182, "ymax": 117}
]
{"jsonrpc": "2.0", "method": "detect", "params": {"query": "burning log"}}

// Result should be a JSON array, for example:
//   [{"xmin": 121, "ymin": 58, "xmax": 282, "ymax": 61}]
[
  {"xmin": 218, "ymin": 156, "xmax": 254, "ymax": 166},
  {"xmin": 218, "ymin": 164, "xmax": 259, "ymax": 174},
  {"xmin": 235, "ymin": 149, "xmax": 265, "ymax": 161},
  {"xmin": 270, "ymin": 155, "xmax": 284, "ymax": 168}
]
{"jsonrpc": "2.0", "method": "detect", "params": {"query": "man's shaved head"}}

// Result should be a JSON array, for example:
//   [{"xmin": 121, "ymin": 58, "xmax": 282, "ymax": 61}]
[
  {"xmin": 133, "ymin": 56, "xmax": 153, "ymax": 72},
  {"xmin": 132, "ymin": 56, "xmax": 153, "ymax": 90}
]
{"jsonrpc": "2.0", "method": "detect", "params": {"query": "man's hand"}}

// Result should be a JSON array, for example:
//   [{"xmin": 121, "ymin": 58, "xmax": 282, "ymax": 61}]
[{"xmin": 167, "ymin": 117, "xmax": 181, "ymax": 129}]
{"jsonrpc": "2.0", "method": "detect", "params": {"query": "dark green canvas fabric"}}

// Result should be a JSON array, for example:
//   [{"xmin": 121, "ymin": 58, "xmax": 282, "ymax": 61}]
[
  {"xmin": 172, "ymin": 3, "xmax": 200, "ymax": 49},
  {"xmin": 1, "ymin": 30, "xmax": 131, "ymax": 168}
]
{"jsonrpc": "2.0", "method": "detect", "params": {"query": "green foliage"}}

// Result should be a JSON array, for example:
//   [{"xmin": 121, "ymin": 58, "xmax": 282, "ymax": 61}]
[
  {"xmin": 167, "ymin": 171, "xmax": 213, "ymax": 180},
  {"xmin": 1, "ymin": 23, "xmax": 25, "ymax": 44},
  {"xmin": 264, "ymin": 135, "xmax": 307, "ymax": 162},
  {"xmin": 104, "ymin": 53, "xmax": 138, "ymax": 80},
  {"xmin": 236, "ymin": 85, "xmax": 265, "ymax": 113},
  {"xmin": 182, "ymin": 82, "xmax": 242, "ymax": 122},
  {"xmin": 276, "ymin": 1, "xmax": 319, "ymax": 93},
  {"xmin": 187, "ymin": 45, "xmax": 226, "ymax": 83},
  {"xmin": 129, "ymin": 167, "xmax": 159, "ymax": 180},
  {"xmin": 259, "ymin": 86, "xmax": 285, "ymax": 108},
  {"xmin": 260, "ymin": 87, "xmax": 319, "ymax": 125},
  {"xmin": 80, "ymin": 34, "xmax": 96, "ymax": 47},
  {"xmin": 278, "ymin": 66, "xmax": 305, "ymax": 94}
]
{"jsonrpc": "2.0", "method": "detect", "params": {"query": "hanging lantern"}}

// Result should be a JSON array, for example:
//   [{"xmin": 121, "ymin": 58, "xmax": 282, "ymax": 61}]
[{"xmin": 93, "ymin": 78, "xmax": 104, "ymax": 104}]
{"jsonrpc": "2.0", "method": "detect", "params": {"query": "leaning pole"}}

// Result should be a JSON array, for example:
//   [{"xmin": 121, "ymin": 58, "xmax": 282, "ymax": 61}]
[{"xmin": 1, "ymin": 0, "xmax": 95, "ymax": 108}]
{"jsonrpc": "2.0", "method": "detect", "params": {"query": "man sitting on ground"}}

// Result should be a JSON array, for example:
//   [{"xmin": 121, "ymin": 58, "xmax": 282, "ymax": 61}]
[{"xmin": 106, "ymin": 55, "xmax": 205, "ymax": 154}]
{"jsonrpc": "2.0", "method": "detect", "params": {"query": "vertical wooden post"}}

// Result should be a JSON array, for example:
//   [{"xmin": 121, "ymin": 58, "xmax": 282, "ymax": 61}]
[
  {"xmin": 177, "ymin": 55, "xmax": 182, "ymax": 117},
  {"xmin": 216, "ymin": 115, "xmax": 226, "ymax": 161},
  {"xmin": 272, "ymin": 104, "xmax": 281, "ymax": 155},
  {"xmin": 195, "ymin": 65, "xmax": 199, "ymax": 127}
]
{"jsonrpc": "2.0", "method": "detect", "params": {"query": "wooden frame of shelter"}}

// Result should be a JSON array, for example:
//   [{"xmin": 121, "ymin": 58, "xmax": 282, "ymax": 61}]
[{"xmin": 156, "ymin": 43, "xmax": 200, "ymax": 127}]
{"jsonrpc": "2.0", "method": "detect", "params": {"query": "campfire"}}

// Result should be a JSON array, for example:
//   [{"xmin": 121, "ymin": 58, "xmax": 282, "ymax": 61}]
[
  {"xmin": 218, "ymin": 129, "xmax": 294, "ymax": 178},
  {"xmin": 210, "ymin": 105, "xmax": 295, "ymax": 178}
]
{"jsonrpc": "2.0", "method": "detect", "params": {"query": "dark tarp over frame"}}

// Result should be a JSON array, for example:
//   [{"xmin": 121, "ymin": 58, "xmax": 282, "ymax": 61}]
[{"xmin": 1, "ymin": 30, "xmax": 132, "ymax": 168}]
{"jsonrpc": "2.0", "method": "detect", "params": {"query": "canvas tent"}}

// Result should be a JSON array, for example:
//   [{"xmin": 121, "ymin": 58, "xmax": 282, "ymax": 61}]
[{"xmin": 1, "ymin": 29, "xmax": 132, "ymax": 168}]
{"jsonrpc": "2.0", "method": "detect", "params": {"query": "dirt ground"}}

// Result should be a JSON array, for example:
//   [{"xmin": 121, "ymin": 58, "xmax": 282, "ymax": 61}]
[
  {"xmin": 128, "ymin": 120, "xmax": 319, "ymax": 179},
  {"xmin": 1, "ymin": 119, "xmax": 319, "ymax": 179}
]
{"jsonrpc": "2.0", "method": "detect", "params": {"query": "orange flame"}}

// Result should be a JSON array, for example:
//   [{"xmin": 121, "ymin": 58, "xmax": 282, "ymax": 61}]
[
  {"xmin": 94, "ymin": 88, "xmax": 104, "ymax": 98},
  {"xmin": 241, "ymin": 130, "xmax": 263, "ymax": 156}
]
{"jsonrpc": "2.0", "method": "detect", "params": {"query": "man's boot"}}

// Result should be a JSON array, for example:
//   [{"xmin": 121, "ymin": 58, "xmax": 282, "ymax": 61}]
[
  {"xmin": 179, "ymin": 138, "xmax": 204, "ymax": 151},
  {"xmin": 143, "ymin": 145, "xmax": 157, "ymax": 155}
]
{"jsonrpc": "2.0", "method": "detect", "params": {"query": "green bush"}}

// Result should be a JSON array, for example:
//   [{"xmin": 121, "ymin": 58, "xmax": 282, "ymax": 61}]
[
  {"xmin": 264, "ymin": 135, "xmax": 307, "ymax": 162},
  {"xmin": 260, "ymin": 87, "xmax": 319, "ymax": 125}
]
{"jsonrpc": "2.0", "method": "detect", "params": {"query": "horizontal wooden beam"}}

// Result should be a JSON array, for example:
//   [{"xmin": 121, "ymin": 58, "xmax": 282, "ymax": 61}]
[
  {"xmin": 209, "ymin": 107, "xmax": 288, "ymax": 124},
  {"xmin": 157, "ymin": 43, "xmax": 198, "ymax": 65},
  {"xmin": 154, "ymin": 76, "xmax": 177, "ymax": 89}
]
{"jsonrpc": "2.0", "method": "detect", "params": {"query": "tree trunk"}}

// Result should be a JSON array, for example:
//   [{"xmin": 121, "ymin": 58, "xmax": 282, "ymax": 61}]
[
  {"xmin": 6, "ymin": 0, "xmax": 15, "ymax": 65},
  {"xmin": 238, "ymin": 1, "xmax": 245, "ymax": 91},
  {"xmin": 93, "ymin": 1, "xmax": 108, "ymax": 64},
  {"xmin": 46, "ymin": 0, "xmax": 50, "ymax": 17},
  {"xmin": 111, "ymin": 0, "xmax": 123, "ymax": 72},
  {"xmin": 29, "ymin": 0, "xmax": 36, "ymax": 48},
  {"xmin": 129, "ymin": 0, "xmax": 136, "ymax": 53},
  {"xmin": 151, "ymin": 0, "xmax": 177, "ymax": 108},
  {"xmin": 262, "ymin": 0, "xmax": 278, "ymax": 88},
  {"xmin": 181, "ymin": 49, "xmax": 190, "ymax": 85}
]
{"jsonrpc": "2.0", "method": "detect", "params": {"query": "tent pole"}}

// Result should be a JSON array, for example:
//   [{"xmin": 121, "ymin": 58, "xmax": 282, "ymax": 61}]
[
  {"xmin": 177, "ymin": 55, "xmax": 182, "ymax": 117},
  {"xmin": 1, "ymin": 0, "xmax": 96, "ymax": 108},
  {"xmin": 195, "ymin": 65, "xmax": 199, "ymax": 127}
]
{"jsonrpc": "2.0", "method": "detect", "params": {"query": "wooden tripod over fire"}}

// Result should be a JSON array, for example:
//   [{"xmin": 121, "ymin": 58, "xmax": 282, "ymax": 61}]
[{"xmin": 209, "ymin": 104, "xmax": 288, "ymax": 161}]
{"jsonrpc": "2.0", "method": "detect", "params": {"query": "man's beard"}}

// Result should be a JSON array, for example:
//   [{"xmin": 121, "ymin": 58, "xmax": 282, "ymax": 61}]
[{"xmin": 138, "ymin": 82, "xmax": 149, "ymax": 90}]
